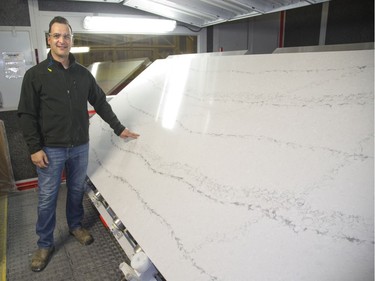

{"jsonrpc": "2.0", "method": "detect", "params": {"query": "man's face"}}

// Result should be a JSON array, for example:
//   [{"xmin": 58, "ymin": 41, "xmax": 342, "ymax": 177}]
[{"xmin": 48, "ymin": 22, "xmax": 73, "ymax": 60}]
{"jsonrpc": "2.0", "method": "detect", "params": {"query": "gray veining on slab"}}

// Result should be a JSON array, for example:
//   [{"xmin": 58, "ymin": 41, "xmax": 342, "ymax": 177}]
[{"xmin": 88, "ymin": 50, "xmax": 374, "ymax": 281}]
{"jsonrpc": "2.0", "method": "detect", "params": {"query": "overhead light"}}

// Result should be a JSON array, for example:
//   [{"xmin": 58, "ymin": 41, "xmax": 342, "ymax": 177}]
[
  {"xmin": 67, "ymin": 0, "xmax": 123, "ymax": 2},
  {"xmin": 46, "ymin": 47, "xmax": 90, "ymax": 54},
  {"xmin": 83, "ymin": 16, "xmax": 176, "ymax": 33},
  {"xmin": 70, "ymin": 47, "xmax": 90, "ymax": 54}
]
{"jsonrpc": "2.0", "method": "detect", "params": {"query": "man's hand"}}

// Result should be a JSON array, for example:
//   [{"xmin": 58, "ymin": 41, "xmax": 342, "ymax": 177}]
[
  {"xmin": 31, "ymin": 150, "xmax": 49, "ymax": 168},
  {"xmin": 119, "ymin": 128, "xmax": 140, "ymax": 139}
]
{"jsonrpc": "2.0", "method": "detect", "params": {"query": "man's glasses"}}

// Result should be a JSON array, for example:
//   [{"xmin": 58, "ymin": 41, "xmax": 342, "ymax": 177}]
[{"xmin": 49, "ymin": 33, "xmax": 73, "ymax": 41}]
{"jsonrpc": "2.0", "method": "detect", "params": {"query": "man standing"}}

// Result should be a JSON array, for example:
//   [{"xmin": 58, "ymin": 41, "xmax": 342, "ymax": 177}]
[{"xmin": 18, "ymin": 16, "xmax": 139, "ymax": 272}]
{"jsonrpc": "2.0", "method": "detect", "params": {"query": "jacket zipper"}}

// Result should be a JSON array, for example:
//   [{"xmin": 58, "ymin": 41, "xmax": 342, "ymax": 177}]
[{"xmin": 64, "ymin": 69, "xmax": 74, "ymax": 147}]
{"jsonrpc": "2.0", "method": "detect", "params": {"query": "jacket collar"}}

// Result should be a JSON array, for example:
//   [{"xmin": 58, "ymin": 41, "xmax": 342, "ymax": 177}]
[{"xmin": 47, "ymin": 51, "xmax": 76, "ymax": 69}]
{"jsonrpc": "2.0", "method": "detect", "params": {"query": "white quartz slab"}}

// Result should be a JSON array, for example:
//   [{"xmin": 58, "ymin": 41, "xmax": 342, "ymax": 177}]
[{"xmin": 87, "ymin": 50, "xmax": 374, "ymax": 281}]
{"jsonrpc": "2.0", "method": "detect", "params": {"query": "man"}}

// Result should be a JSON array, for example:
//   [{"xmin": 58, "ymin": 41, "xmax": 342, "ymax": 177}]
[{"xmin": 18, "ymin": 16, "xmax": 139, "ymax": 272}]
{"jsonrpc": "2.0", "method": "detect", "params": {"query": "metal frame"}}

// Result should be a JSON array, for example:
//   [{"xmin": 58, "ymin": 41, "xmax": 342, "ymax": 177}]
[{"xmin": 85, "ymin": 178, "xmax": 165, "ymax": 281}]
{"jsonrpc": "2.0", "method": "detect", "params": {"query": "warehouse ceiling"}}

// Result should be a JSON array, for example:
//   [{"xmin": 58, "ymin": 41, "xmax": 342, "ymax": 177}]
[{"xmin": 70, "ymin": 0, "xmax": 330, "ymax": 27}]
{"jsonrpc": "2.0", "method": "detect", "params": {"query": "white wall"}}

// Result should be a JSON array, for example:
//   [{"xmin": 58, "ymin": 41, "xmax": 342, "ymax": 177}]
[{"xmin": 0, "ymin": 28, "xmax": 35, "ymax": 109}]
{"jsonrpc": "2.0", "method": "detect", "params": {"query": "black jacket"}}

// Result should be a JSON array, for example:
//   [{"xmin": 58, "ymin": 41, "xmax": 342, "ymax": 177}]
[{"xmin": 18, "ymin": 52, "xmax": 125, "ymax": 154}]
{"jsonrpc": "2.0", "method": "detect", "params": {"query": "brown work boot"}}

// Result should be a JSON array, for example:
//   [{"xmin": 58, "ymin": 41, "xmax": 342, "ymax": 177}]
[
  {"xmin": 31, "ymin": 246, "xmax": 55, "ymax": 272},
  {"xmin": 69, "ymin": 227, "xmax": 94, "ymax": 245}
]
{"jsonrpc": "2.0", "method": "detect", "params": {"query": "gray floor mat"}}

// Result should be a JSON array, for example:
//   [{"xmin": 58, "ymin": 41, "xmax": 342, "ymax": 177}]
[{"xmin": 6, "ymin": 186, "xmax": 129, "ymax": 281}]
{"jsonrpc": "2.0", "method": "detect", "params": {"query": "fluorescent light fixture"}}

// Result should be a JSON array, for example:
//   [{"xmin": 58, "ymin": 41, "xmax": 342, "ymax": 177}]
[
  {"xmin": 67, "ymin": 0, "xmax": 123, "ymax": 2},
  {"xmin": 71, "ymin": 47, "xmax": 90, "ymax": 54},
  {"xmin": 46, "ymin": 47, "xmax": 90, "ymax": 54},
  {"xmin": 83, "ymin": 16, "xmax": 176, "ymax": 33}
]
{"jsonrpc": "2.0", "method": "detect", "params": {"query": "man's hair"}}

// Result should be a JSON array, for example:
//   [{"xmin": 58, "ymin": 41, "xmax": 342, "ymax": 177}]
[{"xmin": 48, "ymin": 16, "xmax": 73, "ymax": 33}]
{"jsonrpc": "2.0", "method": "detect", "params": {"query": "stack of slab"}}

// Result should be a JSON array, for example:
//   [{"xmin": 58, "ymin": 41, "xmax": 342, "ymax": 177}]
[
  {"xmin": 87, "ymin": 58, "xmax": 151, "ymax": 95},
  {"xmin": 87, "ymin": 50, "xmax": 374, "ymax": 281},
  {"xmin": 0, "ymin": 110, "xmax": 37, "ymax": 185},
  {"xmin": 0, "ymin": 120, "xmax": 15, "ymax": 191}
]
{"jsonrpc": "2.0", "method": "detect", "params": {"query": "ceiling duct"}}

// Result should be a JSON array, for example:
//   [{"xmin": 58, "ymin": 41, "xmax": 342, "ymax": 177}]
[{"xmin": 122, "ymin": 0, "xmax": 330, "ymax": 27}]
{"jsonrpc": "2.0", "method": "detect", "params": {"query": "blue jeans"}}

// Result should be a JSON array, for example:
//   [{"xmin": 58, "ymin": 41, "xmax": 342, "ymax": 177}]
[{"xmin": 36, "ymin": 143, "xmax": 89, "ymax": 248}]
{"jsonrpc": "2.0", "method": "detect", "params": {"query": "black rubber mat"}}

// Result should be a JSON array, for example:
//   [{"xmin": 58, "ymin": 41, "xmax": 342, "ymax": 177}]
[{"xmin": 6, "ymin": 186, "xmax": 129, "ymax": 281}]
